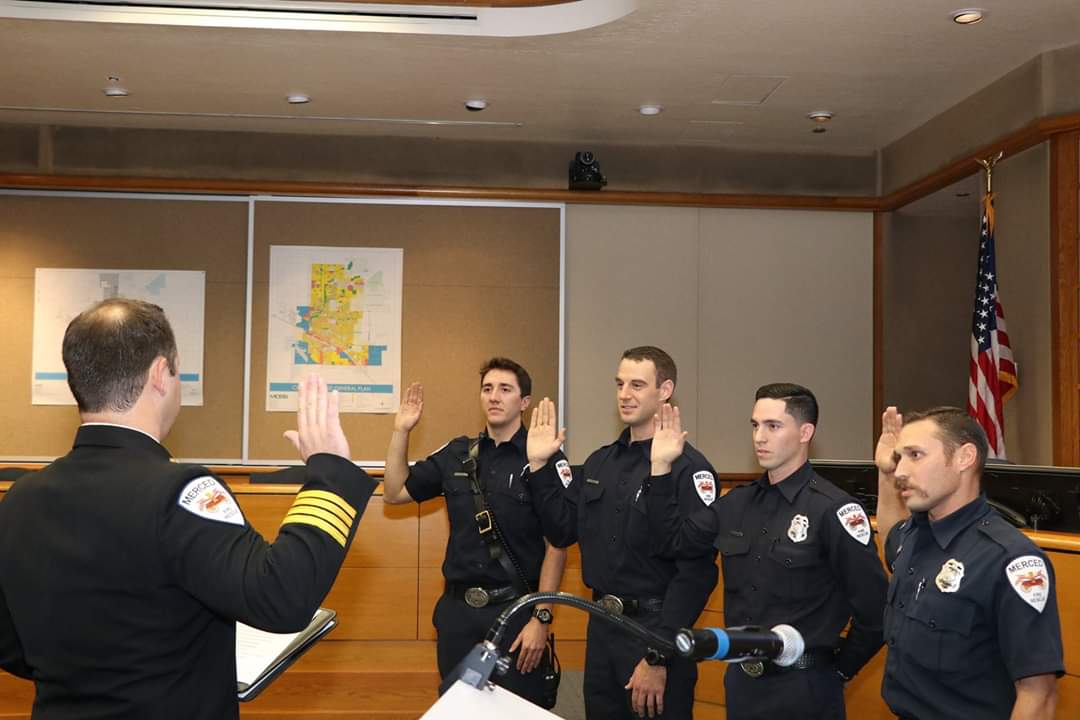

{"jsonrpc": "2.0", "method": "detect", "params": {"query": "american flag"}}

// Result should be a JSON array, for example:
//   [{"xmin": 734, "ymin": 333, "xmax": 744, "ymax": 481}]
[{"xmin": 968, "ymin": 192, "xmax": 1018, "ymax": 459}]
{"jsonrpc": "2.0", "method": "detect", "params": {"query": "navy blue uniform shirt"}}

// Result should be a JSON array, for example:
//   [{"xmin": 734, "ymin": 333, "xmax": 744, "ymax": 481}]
[
  {"xmin": 646, "ymin": 461, "xmax": 887, "ymax": 679},
  {"xmin": 532, "ymin": 428, "xmax": 718, "ymax": 637},
  {"xmin": 882, "ymin": 495, "xmax": 1064, "ymax": 720},
  {"xmin": 404, "ymin": 425, "xmax": 574, "ymax": 587}
]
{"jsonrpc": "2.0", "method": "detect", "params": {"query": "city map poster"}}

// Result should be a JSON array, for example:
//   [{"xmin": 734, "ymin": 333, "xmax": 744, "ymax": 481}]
[
  {"xmin": 266, "ymin": 245, "xmax": 403, "ymax": 414},
  {"xmin": 32, "ymin": 268, "xmax": 206, "ymax": 406}
]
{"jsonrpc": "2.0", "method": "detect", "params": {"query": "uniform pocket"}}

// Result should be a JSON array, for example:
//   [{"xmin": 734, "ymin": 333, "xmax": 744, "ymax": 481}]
[
  {"xmin": 767, "ymin": 541, "xmax": 828, "ymax": 601},
  {"xmin": 903, "ymin": 596, "xmax": 976, "ymax": 672}
]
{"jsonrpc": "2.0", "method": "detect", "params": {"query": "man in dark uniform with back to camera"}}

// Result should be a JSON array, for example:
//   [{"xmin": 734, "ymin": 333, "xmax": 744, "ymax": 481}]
[
  {"xmin": 875, "ymin": 406, "xmax": 1063, "ymax": 719},
  {"xmin": 527, "ymin": 346, "xmax": 718, "ymax": 719},
  {"xmin": 0, "ymin": 298, "xmax": 377, "ymax": 719},
  {"xmin": 381, "ymin": 358, "xmax": 572, "ymax": 706},
  {"xmin": 643, "ymin": 383, "xmax": 888, "ymax": 720}
]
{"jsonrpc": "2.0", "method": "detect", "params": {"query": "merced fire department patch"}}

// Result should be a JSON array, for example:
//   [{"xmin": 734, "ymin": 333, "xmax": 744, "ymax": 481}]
[
  {"xmin": 555, "ymin": 459, "xmax": 574, "ymax": 488},
  {"xmin": 935, "ymin": 558, "xmax": 965, "ymax": 593},
  {"xmin": 693, "ymin": 471, "xmax": 716, "ymax": 506},
  {"xmin": 1006, "ymin": 555, "xmax": 1050, "ymax": 613},
  {"xmin": 787, "ymin": 514, "xmax": 809, "ymax": 543},
  {"xmin": 178, "ymin": 476, "xmax": 244, "ymax": 526},
  {"xmin": 836, "ymin": 502, "xmax": 871, "ymax": 545}
]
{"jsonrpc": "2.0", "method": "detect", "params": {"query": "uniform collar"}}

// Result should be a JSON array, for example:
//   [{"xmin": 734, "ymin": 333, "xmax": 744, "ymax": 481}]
[
  {"xmin": 479, "ymin": 423, "xmax": 527, "ymax": 454},
  {"xmin": 917, "ymin": 495, "xmax": 992, "ymax": 550},
  {"xmin": 755, "ymin": 460, "xmax": 814, "ymax": 504},
  {"xmin": 615, "ymin": 427, "xmax": 653, "ymax": 453},
  {"xmin": 74, "ymin": 423, "xmax": 172, "ymax": 461}
]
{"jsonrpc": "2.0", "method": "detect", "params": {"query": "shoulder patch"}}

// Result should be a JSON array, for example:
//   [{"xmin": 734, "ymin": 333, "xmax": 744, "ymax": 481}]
[
  {"xmin": 693, "ymin": 471, "xmax": 716, "ymax": 506},
  {"xmin": 1006, "ymin": 555, "xmax": 1050, "ymax": 613},
  {"xmin": 836, "ymin": 502, "xmax": 871, "ymax": 545},
  {"xmin": 555, "ymin": 459, "xmax": 574, "ymax": 488},
  {"xmin": 177, "ymin": 476, "xmax": 244, "ymax": 526}
]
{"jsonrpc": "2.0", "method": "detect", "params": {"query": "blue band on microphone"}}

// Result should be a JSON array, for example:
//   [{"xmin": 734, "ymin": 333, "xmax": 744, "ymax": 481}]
[{"xmin": 707, "ymin": 628, "xmax": 728, "ymax": 660}]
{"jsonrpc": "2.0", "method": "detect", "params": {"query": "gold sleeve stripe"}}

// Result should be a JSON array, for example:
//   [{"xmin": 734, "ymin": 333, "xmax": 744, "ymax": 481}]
[
  {"xmin": 281, "ymin": 514, "xmax": 347, "ymax": 548},
  {"xmin": 282, "ymin": 506, "xmax": 350, "ymax": 537},
  {"xmin": 290, "ymin": 496, "xmax": 354, "ymax": 528},
  {"xmin": 296, "ymin": 490, "xmax": 356, "ymax": 521}
]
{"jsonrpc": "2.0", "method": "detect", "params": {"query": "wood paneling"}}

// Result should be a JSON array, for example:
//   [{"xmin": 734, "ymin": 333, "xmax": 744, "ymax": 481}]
[{"xmin": 1050, "ymin": 131, "xmax": 1080, "ymax": 465}]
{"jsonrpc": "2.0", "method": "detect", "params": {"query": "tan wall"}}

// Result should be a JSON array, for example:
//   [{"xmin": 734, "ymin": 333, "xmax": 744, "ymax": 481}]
[
  {"xmin": 880, "ymin": 144, "xmax": 1052, "ymax": 465},
  {"xmin": 565, "ymin": 204, "xmax": 874, "ymax": 471},
  {"xmin": 995, "ymin": 144, "xmax": 1052, "ymax": 464}
]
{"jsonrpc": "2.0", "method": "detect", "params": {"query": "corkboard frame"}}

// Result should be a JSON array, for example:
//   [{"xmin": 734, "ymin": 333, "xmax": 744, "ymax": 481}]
[
  {"xmin": 0, "ymin": 190, "xmax": 565, "ymax": 465},
  {"xmin": 244, "ymin": 196, "xmax": 564, "ymax": 464}
]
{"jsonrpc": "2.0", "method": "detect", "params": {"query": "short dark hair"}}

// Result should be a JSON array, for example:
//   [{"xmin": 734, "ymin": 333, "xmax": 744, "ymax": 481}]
[
  {"xmin": 479, "ymin": 357, "xmax": 532, "ymax": 397},
  {"xmin": 621, "ymin": 346, "xmax": 677, "ymax": 388},
  {"xmin": 755, "ymin": 383, "xmax": 819, "ymax": 426},
  {"xmin": 903, "ymin": 406, "xmax": 988, "ymax": 475},
  {"xmin": 62, "ymin": 298, "xmax": 178, "ymax": 413}
]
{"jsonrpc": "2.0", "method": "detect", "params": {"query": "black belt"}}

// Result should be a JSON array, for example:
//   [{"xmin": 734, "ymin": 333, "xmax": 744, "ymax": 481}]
[
  {"xmin": 592, "ymin": 590, "xmax": 663, "ymax": 616},
  {"xmin": 739, "ymin": 647, "xmax": 835, "ymax": 678},
  {"xmin": 446, "ymin": 582, "xmax": 525, "ymax": 608}
]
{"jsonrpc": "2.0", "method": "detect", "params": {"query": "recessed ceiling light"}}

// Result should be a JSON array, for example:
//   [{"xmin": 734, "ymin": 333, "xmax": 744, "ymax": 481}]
[
  {"xmin": 807, "ymin": 111, "xmax": 833, "ymax": 123},
  {"xmin": 951, "ymin": 8, "xmax": 985, "ymax": 25},
  {"xmin": 286, "ymin": 94, "xmax": 311, "ymax": 105},
  {"xmin": 955, "ymin": 192, "xmax": 972, "ymax": 198},
  {"xmin": 464, "ymin": 99, "xmax": 488, "ymax": 112},
  {"xmin": 639, "ymin": 104, "xmax": 663, "ymax": 116},
  {"xmin": 811, "ymin": 126, "xmax": 827, "ymax": 134}
]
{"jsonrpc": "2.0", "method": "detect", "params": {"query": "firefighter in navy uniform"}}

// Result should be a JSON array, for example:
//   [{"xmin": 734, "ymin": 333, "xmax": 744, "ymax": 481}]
[
  {"xmin": 526, "ymin": 346, "xmax": 718, "ymax": 720},
  {"xmin": 642, "ymin": 383, "xmax": 887, "ymax": 720},
  {"xmin": 381, "ymin": 358, "xmax": 572, "ymax": 706},
  {"xmin": 875, "ymin": 406, "xmax": 1063, "ymax": 720},
  {"xmin": 0, "ymin": 299, "xmax": 375, "ymax": 720}
]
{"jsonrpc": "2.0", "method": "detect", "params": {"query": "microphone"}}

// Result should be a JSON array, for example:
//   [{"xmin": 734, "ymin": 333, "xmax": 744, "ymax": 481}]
[{"xmin": 674, "ymin": 624, "xmax": 805, "ymax": 666}]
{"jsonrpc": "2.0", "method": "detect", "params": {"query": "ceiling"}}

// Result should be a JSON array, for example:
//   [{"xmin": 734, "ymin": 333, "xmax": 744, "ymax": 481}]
[{"xmin": 1, "ymin": 0, "xmax": 1078, "ymax": 156}]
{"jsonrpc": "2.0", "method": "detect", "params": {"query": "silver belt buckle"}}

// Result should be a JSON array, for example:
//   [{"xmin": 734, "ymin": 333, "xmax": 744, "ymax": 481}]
[
  {"xmin": 598, "ymin": 594, "xmax": 624, "ymax": 615},
  {"xmin": 464, "ymin": 587, "xmax": 490, "ymax": 608},
  {"xmin": 740, "ymin": 660, "xmax": 765, "ymax": 678}
]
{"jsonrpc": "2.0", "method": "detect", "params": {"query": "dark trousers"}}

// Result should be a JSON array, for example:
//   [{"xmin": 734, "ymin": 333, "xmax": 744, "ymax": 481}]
[
  {"xmin": 583, "ymin": 613, "xmax": 697, "ymax": 720},
  {"xmin": 432, "ymin": 592, "xmax": 548, "ymax": 706},
  {"xmin": 723, "ymin": 663, "xmax": 846, "ymax": 720}
]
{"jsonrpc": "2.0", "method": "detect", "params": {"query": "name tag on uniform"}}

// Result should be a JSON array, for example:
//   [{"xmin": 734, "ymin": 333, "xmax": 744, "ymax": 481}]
[{"xmin": 585, "ymin": 478, "xmax": 600, "ymax": 485}]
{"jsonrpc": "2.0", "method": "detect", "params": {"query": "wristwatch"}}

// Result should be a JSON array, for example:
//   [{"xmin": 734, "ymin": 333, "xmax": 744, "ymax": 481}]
[
  {"xmin": 533, "ymin": 608, "xmax": 554, "ymax": 625},
  {"xmin": 644, "ymin": 647, "xmax": 670, "ymax": 667}
]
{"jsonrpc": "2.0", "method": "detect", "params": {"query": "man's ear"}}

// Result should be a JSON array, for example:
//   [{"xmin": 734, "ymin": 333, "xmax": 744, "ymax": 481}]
[
  {"xmin": 659, "ymin": 379, "xmax": 675, "ymax": 403},
  {"xmin": 148, "ymin": 356, "xmax": 171, "ymax": 396},
  {"xmin": 954, "ymin": 442, "xmax": 979, "ymax": 473},
  {"xmin": 520, "ymin": 395, "xmax": 532, "ymax": 413},
  {"xmin": 799, "ymin": 422, "xmax": 816, "ymax": 444}
]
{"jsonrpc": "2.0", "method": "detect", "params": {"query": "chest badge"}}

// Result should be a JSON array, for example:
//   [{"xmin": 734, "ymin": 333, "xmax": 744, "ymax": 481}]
[
  {"xmin": 935, "ymin": 558, "xmax": 965, "ymax": 593},
  {"xmin": 836, "ymin": 502, "xmax": 872, "ymax": 546},
  {"xmin": 693, "ymin": 471, "xmax": 716, "ymax": 506},
  {"xmin": 555, "ymin": 459, "xmax": 574, "ymax": 488},
  {"xmin": 1006, "ymin": 555, "xmax": 1050, "ymax": 613},
  {"xmin": 787, "ymin": 514, "xmax": 809, "ymax": 543}
]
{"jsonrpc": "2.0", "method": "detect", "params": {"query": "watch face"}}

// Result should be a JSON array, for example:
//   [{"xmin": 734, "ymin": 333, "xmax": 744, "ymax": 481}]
[{"xmin": 535, "ymin": 608, "xmax": 553, "ymax": 624}]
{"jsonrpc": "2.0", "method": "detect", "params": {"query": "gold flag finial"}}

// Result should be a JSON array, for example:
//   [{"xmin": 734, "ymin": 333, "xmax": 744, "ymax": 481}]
[{"xmin": 976, "ymin": 151, "xmax": 1004, "ymax": 194}]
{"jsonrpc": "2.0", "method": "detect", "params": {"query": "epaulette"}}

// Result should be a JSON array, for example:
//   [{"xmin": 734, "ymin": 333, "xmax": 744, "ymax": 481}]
[{"xmin": 976, "ymin": 512, "xmax": 1037, "ymax": 554}]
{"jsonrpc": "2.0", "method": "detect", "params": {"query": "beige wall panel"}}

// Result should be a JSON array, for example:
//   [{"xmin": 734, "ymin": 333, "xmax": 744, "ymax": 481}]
[
  {"xmin": 697, "ymin": 209, "xmax": 874, "ymax": 471},
  {"xmin": 995, "ymin": 144, "xmax": 1053, "ymax": 465},
  {"xmin": 564, "ymin": 204, "xmax": 701, "ymax": 462},
  {"xmin": 881, "ymin": 212, "xmax": 976, "ymax": 414},
  {"xmin": 0, "ymin": 195, "xmax": 247, "ymax": 459}
]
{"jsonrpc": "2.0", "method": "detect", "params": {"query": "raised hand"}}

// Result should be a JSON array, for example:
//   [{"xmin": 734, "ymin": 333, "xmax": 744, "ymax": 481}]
[
  {"xmin": 283, "ymin": 375, "xmax": 351, "ymax": 461},
  {"xmin": 527, "ymin": 397, "xmax": 566, "ymax": 470},
  {"xmin": 875, "ymin": 406, "xmax": 903, "ymax": 475},
  {"xmin": 394, "ymin": 383, "xmax": 424, "ymax": 433},
  {"xmin": 650, "ymin": 404, "xmax": 686, "ymax": 475}
]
